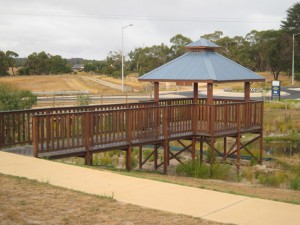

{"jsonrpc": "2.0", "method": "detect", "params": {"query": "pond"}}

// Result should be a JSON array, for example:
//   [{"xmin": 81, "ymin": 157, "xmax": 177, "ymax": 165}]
[{"xmin": 264, "ymin": 141, "xmax": 300, "ymax": 157}]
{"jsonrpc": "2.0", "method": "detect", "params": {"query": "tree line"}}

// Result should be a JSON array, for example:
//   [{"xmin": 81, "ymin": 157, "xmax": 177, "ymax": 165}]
[
  {"xmin": 0, "ymin": 2, "xmax": 299, "ymax": 81},
  {"xmin": 83, "ymin": 2, "xmax": 300, "ymax": 81}
]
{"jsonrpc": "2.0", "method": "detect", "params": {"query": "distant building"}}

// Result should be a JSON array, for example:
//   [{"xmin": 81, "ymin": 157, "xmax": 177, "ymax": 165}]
[{"xmin": 72, "ymin": 64, "xmax": 84, "ymax": 71}]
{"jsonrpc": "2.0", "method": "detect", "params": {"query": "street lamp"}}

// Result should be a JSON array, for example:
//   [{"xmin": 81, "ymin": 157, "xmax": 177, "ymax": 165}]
[
  {"xmin": 292, "ymin": 33, "xmax": 300, "ymax": 85},
  {"xmin": 122, "ymin": 24, "xmax": 133, "ymax": 93}
]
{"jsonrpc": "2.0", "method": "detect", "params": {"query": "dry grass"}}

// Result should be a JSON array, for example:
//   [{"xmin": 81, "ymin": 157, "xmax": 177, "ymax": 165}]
[
  {"xmin": 0, "ymin": 74, "xmax": 121, "ymax": 95},
  {"xmin": 216, "ymin": 72, "xmax": 296, "ymax": 89},
  {"xmin": 0, "ymin": 174, "xmax": 224, "ymax": 225}
]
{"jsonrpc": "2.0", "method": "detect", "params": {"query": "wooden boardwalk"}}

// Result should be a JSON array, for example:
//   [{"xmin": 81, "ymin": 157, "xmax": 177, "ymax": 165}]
[{"xmin": 0, "ymin": 98, "xmax": 264, "ymax": 173}]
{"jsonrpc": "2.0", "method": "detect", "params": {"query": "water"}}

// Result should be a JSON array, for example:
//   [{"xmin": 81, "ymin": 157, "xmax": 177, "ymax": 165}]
[{"xmin": 264, "ymin": 141, "xmax": 300, "ymax": 157}]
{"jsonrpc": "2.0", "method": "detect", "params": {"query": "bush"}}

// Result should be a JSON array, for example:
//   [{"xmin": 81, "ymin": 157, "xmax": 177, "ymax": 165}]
[
  {"xmin": 0, "ymin": 83, "xmax": 37, "ymax": 111},
  {"xmin": 289, "ymin": 176, "xmax": 300, "ymax": 190},
  {"xmin": 257, "ymin": 171, "xmax": 287, "ymax": 187},
  {"xmin": 211, "ymin": 162, "xmax": 234, "ymax": 180},
  {"xmin": 176, "ymin": 160, "xmax": 210, "ymax": 179},
  {"xmin": 77, "ymin": 94, "xmax": 91, "ymax": 106}
]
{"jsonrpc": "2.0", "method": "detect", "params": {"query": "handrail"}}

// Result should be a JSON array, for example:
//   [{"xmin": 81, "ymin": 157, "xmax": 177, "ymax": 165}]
[{"xmin": 1, "ymin": 98, "xmax": 263, "ymax": 148}]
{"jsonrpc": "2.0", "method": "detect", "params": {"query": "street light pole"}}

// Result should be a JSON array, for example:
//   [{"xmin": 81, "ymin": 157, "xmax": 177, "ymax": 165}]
[
  {"xmin": 292, "ymin": 33, "xmax": 300, "ymax": 85},
  {"xmin": 122, "ymin": 24, "xmax": 133, "ymax": 93}
]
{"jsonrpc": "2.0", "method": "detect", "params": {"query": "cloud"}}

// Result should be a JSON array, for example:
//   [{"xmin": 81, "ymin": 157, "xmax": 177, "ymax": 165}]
[{"xmin": 0, "ymin": 0, "xmax": 297, "ymax": 59}]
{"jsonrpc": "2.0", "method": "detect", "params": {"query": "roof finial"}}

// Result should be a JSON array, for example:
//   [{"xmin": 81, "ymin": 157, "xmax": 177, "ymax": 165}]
[{"xmin": 185, "ymin": 38, "xmax": 220, "ymax": 52}]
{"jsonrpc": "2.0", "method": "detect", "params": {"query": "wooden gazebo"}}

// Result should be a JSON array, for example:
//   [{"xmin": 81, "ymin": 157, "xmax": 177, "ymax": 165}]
[{"xmin": 138, "ymin": 38, "xmax": 265, "ymax": 172}]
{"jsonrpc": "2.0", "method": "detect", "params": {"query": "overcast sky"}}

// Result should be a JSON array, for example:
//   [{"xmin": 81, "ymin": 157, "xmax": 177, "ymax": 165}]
[{"xmin": 0, "ymin": 0, "xmax": 298, "ymax": 60}]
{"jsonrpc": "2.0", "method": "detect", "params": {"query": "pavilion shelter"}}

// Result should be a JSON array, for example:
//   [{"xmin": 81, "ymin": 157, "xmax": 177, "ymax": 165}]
[{"xmin": 139, "ymin": 38, "xmax": 265, "ymax": 172}]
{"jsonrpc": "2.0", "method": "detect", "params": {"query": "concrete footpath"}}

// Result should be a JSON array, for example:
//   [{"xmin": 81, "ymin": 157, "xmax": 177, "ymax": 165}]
[{"xmin": 0, "ymin": 151, "xmax": 299, "ymax": 225}]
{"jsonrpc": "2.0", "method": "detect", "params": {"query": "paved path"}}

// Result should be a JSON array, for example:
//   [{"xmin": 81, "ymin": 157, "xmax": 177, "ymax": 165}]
[{"xmin": 1, "ymin": 151, "xmax": 299, "ymax": 225}]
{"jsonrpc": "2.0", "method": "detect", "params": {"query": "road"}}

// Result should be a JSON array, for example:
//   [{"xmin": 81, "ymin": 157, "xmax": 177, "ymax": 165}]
[{"xmin": 36, "ymin": 86, "xmax": 300, "ymax": 106}]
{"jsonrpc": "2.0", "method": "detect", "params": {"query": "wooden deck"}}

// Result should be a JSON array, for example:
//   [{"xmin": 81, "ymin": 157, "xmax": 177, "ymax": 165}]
[{"xmin": 0, "ymin": 98, "xmax": 264, "ymax": 173}]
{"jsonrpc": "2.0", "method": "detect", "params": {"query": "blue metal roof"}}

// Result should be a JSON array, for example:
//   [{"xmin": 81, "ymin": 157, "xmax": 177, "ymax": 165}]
[
  {"xmin": 186, "ymin": 38, "xmax": 220, "ymax": 48},
  {"xmin": 139, "ymin": 38, "xmax": 264, "ymax": 83}
]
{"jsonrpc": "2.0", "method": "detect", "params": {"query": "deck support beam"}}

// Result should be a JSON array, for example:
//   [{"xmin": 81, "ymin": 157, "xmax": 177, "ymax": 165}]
[
  {"xmin": 200, "ymin": 137, "xmax": 204, "ymax": 163},
  {"xmin": 259, "ymin": 131, "xmax": 263, "ymax": 164},
  {"xmin": 224, "ymin": 137, "xmax": 227, "ymax": 156},
  {"xmin": 192, "ymin": 137, "xmax": 196, "ymax": 160},
  {"xmin": 163, "ymin": 141, "xmax": 169, "ymax": 174},
  {"xmin": 154, "ymin": 144, "xmax": 158, "ymax": 169},
  {"xmin": 236, "ymin": 135, "xmax": 241, "ymax": 173},
  {"xmin": 126, "ymin": 145, "xmax": 132, "ymax": 171},
  {"xmin": 139, "ymin": 145, "xmax": 142, "ymax": 169},
  {"xmin": 85, "ymin": 153, "xmax": 93, "ymax": 166}
]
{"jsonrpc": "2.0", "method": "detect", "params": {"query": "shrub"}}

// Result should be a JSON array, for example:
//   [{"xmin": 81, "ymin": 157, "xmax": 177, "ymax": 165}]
[
  {"xmin": 211, "ymin": 163, "xmax": 233, "ymax": 181},
  {"xmin": 77, "ymin": 94, "xmax": 91, "ymax": 106},
  {"xmin": 289, "ymin": 176, "xmax": 300, "ymax": 190},
  {"xmin": 257, "ymin": 171, "xmax": 287, "ymax": 187},
  {"xmin": 0, "ymin": 83, "xmax": 37, "ymax": 111},
  {"xmin": 241, "ymin": 166, "xmax": 254, "ymax": 183},
  {"xmin": 176, "ymin": 160, "xmax": 210, "ymax": 179}
]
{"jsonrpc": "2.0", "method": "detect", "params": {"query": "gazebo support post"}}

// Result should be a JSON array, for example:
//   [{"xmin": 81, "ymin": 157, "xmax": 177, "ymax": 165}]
[
  {"xmin": 207, "ymin": 83, "xmax": 213, "ymax": 105},
  {"xmin": 244, "ymin": 82, "xmax": 250, "ymax": 102},
  {"xmin": 154, "ymin": 82, "xmax": 159, "ymax": 102},
  {"xmin": 193, "ymin": 83, "xmax": 198, "ymax": 104}
]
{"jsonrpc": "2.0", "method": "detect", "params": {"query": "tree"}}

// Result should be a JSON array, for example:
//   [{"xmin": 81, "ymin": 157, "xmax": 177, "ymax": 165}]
[
  {"xmin": 0, "ymin": 51, "xmax": 9, "ymax": 76},
  {"xmin": 129, "ymin": 44, "xmax": 172, "ymax": 75},
  {"xmin": 215, "ymin": 35, "xmax": 255, "ymax": 70},
  {"xmin": 24, "ymin": 52, "xmax": 49, "ymax": 75},
  {"xmin": 201, "ymin": 31, "xmax": 223, "ymax": 42},
  {"xmin": 169, "ymin": 34, "xmax": 192, "ymax": 59},
  {"xmin": 281, "ymin": 2, "xmax": 300, "ymax": 75},
  {"xmin": 5, "ymin": 51, "xmax": 19, "ymax": 75},
  {"xmin": 48, "ymin": 55, "xmax": 72, "ymax": 74},
  {"xmin": 19, "ymin": 52, "xmax": 71, "ymax": 75},
  {"xmin": 281, "ymin": 2, "xmax": 300, "ymax": 33},
  {"xmin": 0, "ymin": 83, "xmax": 37, "ymax": 111},
  {"xmin": 264, "ymin": 31, "xmax": 292, "ymax": 80}
]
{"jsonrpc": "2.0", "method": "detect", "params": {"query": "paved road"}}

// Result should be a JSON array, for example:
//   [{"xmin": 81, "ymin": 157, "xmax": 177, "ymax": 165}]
[
  {"xmin": 1, "ymin": 151, "xmax": 300, "ymax": 225},
  {"xmin": 37, "ymin": 86, "xmax": 300, "ymax": 105}
]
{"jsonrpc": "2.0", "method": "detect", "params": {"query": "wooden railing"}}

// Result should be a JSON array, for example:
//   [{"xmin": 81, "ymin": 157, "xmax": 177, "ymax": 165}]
[
  {"xmin": 0, "ymin": 98, "xmax": 191, "ymax": 148},
  {"xmin": 0, "ymin": 98, "xmax": 263, "ymax": 150},
  {"xmin": 31, "ymin": 101, "xmax": 263, "ymax": 157}
]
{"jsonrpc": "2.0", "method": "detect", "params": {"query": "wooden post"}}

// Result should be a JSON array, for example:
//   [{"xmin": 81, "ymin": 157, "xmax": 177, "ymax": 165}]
[
  {"xmin": 33, "ymin": 116, "xmax": 39, "ymax": 158},
  {"xmin": 210, "ymin": 137, "xmax": 215, "ymax": 165},
  {"xmin": 236, "ymin": 104, "xmax": 241, "ymax": 173},
  {"xmin": 259, "ymin": 131, "xmax": 263, "ymax": 165},
  {"xmin": 244, "ymin": 82, "xmax": 251, "ymax": 127},
  {"xmin": 85, "ymin": 112, "xmax": 92, "ymax": 166},
  {"xmin": 259, "ymin": 102, "xmax": 264, "ymax": 165},
  {"xmin": 200, "ymin": 137, "xmax": 203, "ymax": 163},
  {"xmin": 207, "ymin": 83, "xmax": 213, "ymax": 105},
  {"xmin": 139, "ymin": 145, "xmax": 142, "ymax": 169},
  {"xmin": 244, "ymin": 82, "xmax": 250, "ymax": 102},
  {"xmin": 126, "ymin": 145, "xmax": 132, "ymax": 171},
  {"xmin": 154, "ymin": 82, "xmax": 159, "ymax": 102},
  {"xmin": 193, "ymin": 83, "xmax": 198, "ymax": 104},
  {"xmin": 154, "ymin": 144, "xmax": 158, "ymax": 170},
  {"xmin": 236, "ymin": 134, "xmax": 240, "ymax": 173},
  {"xmin": 164, "ymin": 140, "xmax": 169, "ymax": 174},
  {"xmin": 224, "ymin": 137, "xmax": 227, "ymax": 156},
  {"xmin": 192, "ymin": 136, "xmax": 196, "ymax": 160},
  {"xmin": 163, "ymin": 107, "xmax": 169, "ymax": 174}
]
